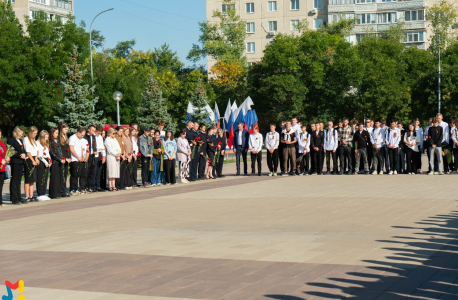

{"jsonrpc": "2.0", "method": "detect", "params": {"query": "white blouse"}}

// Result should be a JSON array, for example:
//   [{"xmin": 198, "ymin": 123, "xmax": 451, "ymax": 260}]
[
  {"xmin": 104, "ymin": 137, "xmax": 121, "ymax": 157},
  {"xmin": 37, "ymin": 142, "xmax": 51, "ymax": 164},
  {"xmin": 23, "ymin": 137, "xmax": 39, "ymax": 156}
]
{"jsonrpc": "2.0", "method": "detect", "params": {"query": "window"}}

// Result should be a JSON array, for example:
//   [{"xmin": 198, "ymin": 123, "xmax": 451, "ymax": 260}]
[
  {"xmin": 405, "ymin": 10, "xmax": 425, "ymax": 21},
  {"xmin": 55, "ymin": 0, "xmax": 72, "ymax": 10},
  {"xmin": 222, "ymin": 4, "xmax": 235, "ymax": 14},
  {"xmin": 357, "ymin": 13, "xmax": 376, "ymax": 24},
  {"xmin": 314, "ymin": 0, "xmax": 323, "ymax": 9},
  {"xmin": 381, "ymin": 0, "xmax": 396, "ymax": 2},
  {"xmin": 291, "ymin": 0, "xmax": 299, "ymax": 10},
  {"xmin": 378, "ymin": 12, "xmax": 397, "ymax": 23},
  {"xmin": 246, "ymin": 42, "xmax": 256, "ymax": 53},
  {"xmin": 31, "ymin": 0, "xmax": 47, "ymax": 4},
  {"xmin": 246, "ymin": 22, "xmax": 255, "ymax": 33},
  {"xmin": 329, "ymin": 0, "xmax": 355, "ymax": 4},
  {"xmin": 246, "ymin": 3, "xmax": 254, "ymax": 13},
  {"xmin": 248, "ymin": 62, "xmax": 256, "ymax": 66},
  {"xmin": 291, "ymin": 20, "xmax": 300, "ymax": 30},
  {"xmin": 314, "ymin": 19, "xmax": 323, "ymax": 29},
  {"xmin": 268, "ymin": 1, "xmax": 277, "ymax": 12},
  {"xmin": 7, "ymin": 0, "xmax": 15, "ymax": 3},
  {"xmin": 356, "ymin": 0, "xmax": 375, "ymax": 3},
  {"xmin": 356, "ymin": 34, "xmax": 366, "ymax": 43},
  {"xmin": 268, "ymin": 21, "xmax": 277, "ymax": 32},
  {"xmin": 405, "ymin": 31, "xmax": 424, "ymax": 43},
  {"xmin": 330, "ymin": 13, "xmax": 355, "ymax": 24}
]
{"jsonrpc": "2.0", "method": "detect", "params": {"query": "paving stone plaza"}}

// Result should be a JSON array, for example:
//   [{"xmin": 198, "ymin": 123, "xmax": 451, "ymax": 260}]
[{"xmin": 1, "ymin": 160, "xmax": 458, "ymax": 300}]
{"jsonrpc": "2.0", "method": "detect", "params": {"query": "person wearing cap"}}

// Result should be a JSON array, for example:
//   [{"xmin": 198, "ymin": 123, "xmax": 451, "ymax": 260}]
[{"xmin": 139, "ymin": 127, "xmax": 153, "ymax": 187}]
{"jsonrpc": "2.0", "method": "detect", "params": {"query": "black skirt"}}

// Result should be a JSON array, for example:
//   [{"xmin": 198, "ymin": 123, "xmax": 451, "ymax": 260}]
[
  {"xmin": 49, "ymin": 163, "xmax": 63, "ymax": 198},
  {"xmin": 24, "ymin": 157, "xmax": 38, "ymax": 183}
]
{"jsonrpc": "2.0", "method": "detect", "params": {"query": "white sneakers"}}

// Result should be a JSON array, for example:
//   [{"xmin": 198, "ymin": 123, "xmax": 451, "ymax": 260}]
[
  {"xmin": 268, "ymin": 172, "xmax": 273, "ymax": 176},
  {"xmin": 273, "ymin": 173, "xmax": 277, "ymax": 176},
  {"xmin": 389, "ymin": 171, "xmax": 393, "ymax": 175},
  {"xmin": 37, "ymin": 195, "xmax": 50, "ymax": 201},
  {"xmin": 181, "ymin": 178, "xmax": 189, "ymax": 183},
  {"xmin": 428, "ymin": 172, "xmax": 434, "ymax": 175}
]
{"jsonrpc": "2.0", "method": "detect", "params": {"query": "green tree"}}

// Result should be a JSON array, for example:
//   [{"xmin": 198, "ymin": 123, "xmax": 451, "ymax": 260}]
[
  {"xmin": 188, "ymin": 0, "xmax": 247, "ymax": 64},
  {"xmin": 138, "ymin": 76, "xmax": 176, "ymax": 131},
  {"xmin": 109, "ymin": 39, "xmax": 136, "ymax": 58},
  {"xmin": 49, "ymin": 47, "xmax": 105, "ymax": 133},
  {"xmin": 188, "ymin": 78, "xmax": 213, "ymax": 128},
  {"xmin": 426, "ymin": 0, "xmax": 458, "ymax": 55}
]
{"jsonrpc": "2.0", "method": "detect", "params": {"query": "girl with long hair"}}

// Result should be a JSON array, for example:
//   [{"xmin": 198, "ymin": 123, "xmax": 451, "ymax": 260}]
[
  {"xmin": 24, "ymin": 126, "xmax": 39, "ymax": 202},
  {"xmin": 36, "ymin": 130, "xmax": 52, "ymax": 201},
  {"xmin": 58, "ymin": 123, "xmax": 71, "ymax": 197},
  {"xmin": 49, "ymin": 128, "xmax": 64, "ymax": 199},
  {"xmin": 163, "ymin": 130, "xmax": 177, "ymax": 185}
]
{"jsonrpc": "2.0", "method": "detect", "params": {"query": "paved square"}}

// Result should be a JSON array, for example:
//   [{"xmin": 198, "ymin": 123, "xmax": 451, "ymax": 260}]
[{"xmin": 1, "ymin": 159, "xmax": 458, "ymax": 300}]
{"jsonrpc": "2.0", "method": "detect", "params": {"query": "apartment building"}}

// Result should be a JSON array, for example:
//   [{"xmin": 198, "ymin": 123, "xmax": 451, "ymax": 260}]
[
  {"xmin": 206, "ymin": 0, "xmax": 434, "ymax": 67},
  {"xmin": 6, "ymin": 0, "xmax": 74, "ymax": 27}
]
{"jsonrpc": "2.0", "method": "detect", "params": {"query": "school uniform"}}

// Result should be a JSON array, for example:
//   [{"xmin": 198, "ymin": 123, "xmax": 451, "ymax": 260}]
[
  {"xmin": 7, "ymin": 137, "xmax": 26, "ymax": 204},
  {"xmin": 93, "ymin": 133, "xmax": 106, "ymax": 190},
  {"xmin": 115, "ymin": 136, "xmax": 126, "ymax": 189},
  {"xmin": 249, "ymin": 132, "xmax": 263, "ymax": 175},
  {"xmin": 234, "ymin": 129, "xmax": 249, "ymax": 175},
  {"xmin": 185, "ymin": 128, "xmax": 199, "ymax": 180},
  {"xmin": 36, "ymin": 142, "xmax": 51, "ymax": 198},
  {"xmin": 404, "ymin": 131, "xmax": 421, "ymax": 173},
  {"xmin": 397, "ymin": 128, "xmax": 406, "ymax": 173},
  {"xmin": 49, "ymin": 140, "xmax": 63, "ymax": 198},
  {"xmin": 365, "ymin": 126, "xmax": 374, "ymax": 169},
  {"xmin": 265, "ymin": 131, "xmax": 279, "ymax": 174},
  {"xmin": 215, "ymin": 135, "xmax": 226, "ymax": 177},
  {"xmin": 311, "ymin": 130, "xmax": 324, "ymax": 175},
  {"xmin": 60, "ymin": 135, "xmax": 71, "ymax": 197},
  {"xmin": 84, "ymin": 133, "xmax": 96, "ymax": 191},
  {"xmin": 370, "ymin": 127, "xmax": 385, "ymax": 174},
  {"xmin": 353, "ymin": 130, "xmax": 370, "ymax": 173},
  {"xmin": 23, "ymin": 137, "xmax": 38, "ymax": 184},
  {"xmin": 139, "ymin": 134, "xmax": 153, "ymax": 185},
  {"xmin": 69, "ymin": 134, "xmax": 87, "ymax": 192},
  {"xmin": 415, "ymin": 126, "xmax": 424, "ymax": 172},
  {"xmin": 323, "ymin": 128, "xmax": 338, "ymax": 174},
  {"xmin": 428, "ymin": 126, "xmax": 444, "ymax": 173},
  {"xmin": 298, "ymin": 131, "xmax": 310, "ymax": 174},
  {"xmin": 385, "ymin": 127, "xmax": 401, "ymax": 173},
  {"xmin": 206, "ymin": 134, "xmax": 216, "ymax": 172},
  {"xmin": 279, "ymin": 129, "xmax": 286, "ymax": 173},
  {"xmin": 438, "ymin": 121, "xmax": 450, "ymax": 172},
  {"xmin": 282, "ymin": 129, "xmax": 297, "ymax": 174},
  {"xmin": 338, "ymin": 126, "xmax": 353, "ymax": 174},
  {"xmin": 198, "ymin": 131, "xmax": 208, "ymax": 179}
]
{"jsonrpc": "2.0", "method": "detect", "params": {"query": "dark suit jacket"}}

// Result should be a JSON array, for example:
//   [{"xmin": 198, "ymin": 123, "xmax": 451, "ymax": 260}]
[
  {"xmin": 7, "ymin": 137, "xmax": 25, "ymax": 165},
  {"xmin": 353, "ymin": 130, "xmax": 370, "ymax": 149},
  {"xmin": 84, "ymin": 133, "xmax": 96, "ymax": 154},
  {"xmin": 311, "ymin": 131, "xmax": 324, "ymax": 149},
  {"xmin": 233, "ymin": 129, "xmax": 249, "ymax": 149}
]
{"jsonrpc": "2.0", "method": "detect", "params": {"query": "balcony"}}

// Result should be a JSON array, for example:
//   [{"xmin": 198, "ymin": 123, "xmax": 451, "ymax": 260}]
[
  {"xmin": 55, "ymin": 0, "xmax": 72, "ymax": 11},
  {"xmin": 328, "ymin": 0, "xmax": 425, "ymax": 12}
]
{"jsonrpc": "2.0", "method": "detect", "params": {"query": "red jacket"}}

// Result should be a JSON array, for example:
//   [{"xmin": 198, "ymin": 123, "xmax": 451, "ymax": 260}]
[{"xmin": 0, "ymin": 142, "xmax": 6, "ymax": 172}]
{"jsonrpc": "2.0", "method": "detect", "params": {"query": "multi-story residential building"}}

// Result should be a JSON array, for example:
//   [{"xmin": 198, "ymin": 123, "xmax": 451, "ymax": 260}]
[
  {"xmin": 6, "ymin": 0, "xmax": 74, "ymax": 27},
  {"xmin": 206, "ymin": 0, "xmax": 433, "ymax": 67}
]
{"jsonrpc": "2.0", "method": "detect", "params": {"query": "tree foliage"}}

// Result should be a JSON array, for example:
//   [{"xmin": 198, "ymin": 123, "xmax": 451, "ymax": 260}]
[
  {"xmin": 426, "ymin": 0, "xmax": 458, "ymax": 55},
  {"xmin": 188, "ymin": 78, "xmax": 213, "ymax": 128}
]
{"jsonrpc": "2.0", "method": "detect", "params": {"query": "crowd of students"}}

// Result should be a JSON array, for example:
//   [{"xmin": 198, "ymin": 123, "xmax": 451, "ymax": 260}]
[
  {"xmin": 233, "ymin": 113, "xmax": 457, "ymax": 176},
  {"xmin": 0, "ymin": 113, "xmax": 456, "ymax": 206},
  {"xmin": 0, "ymin": 121, "xmax": 227, "ymax": 206}
]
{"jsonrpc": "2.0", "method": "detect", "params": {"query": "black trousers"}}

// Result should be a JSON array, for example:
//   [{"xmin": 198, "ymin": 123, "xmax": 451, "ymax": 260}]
[
  {"xmin": 198, "ymin": 154, "xmax": 206, "ymax": 178},
  {"xmin": 141, "ymin": 157, "xmax": 150, "ymax": 184},
  {"xmin": 116, "ymin": 160, "xmax": 127, "ymax": 189},
  {"xmin": 49, "ymin": 163, "xmax": 62, "ymax": 198},
  {"xmin": 70, "ymin": 161, "xmax": 86, "ymax": 191},
  {"xmin": 310, "ymin": 149, "xmax": 316, "ymax": 173},
  {"xmin": 123, "ymin": 160, "xmax": 132, "ymax": 187},
  {"xmin": 339, "ymin": 145, "xmax": 352, "ymax": 173},
  {"xmin": 299, "ymin": 152, "xmax": 310, "ymax": 173},
  {"xmin": 251, "ymin": 152, "xmax": 262, "ymax": 174},
  {"xmin": 325, "ymin": 150, "xmax": 338, "ymax": 173},
  {"xmin": 388, "ymin": 148, "xmax": 399, "ymax": 172},
  {"xmin": 416, "ymin": 147, "xmax": 422, "ymax": 171},
  {"xmin": 235, "ymin": 147, "xmax": 248, "ymax": 175},
  {"xmin": 131, "ymin": 158, "xmax": 138, "ymax": 186},
  {"xmin": 84, "ymin": 154, "xmax": 95, "ymax": 190},
  {"xmin": 313, "ymin": 147, "xmax": 323, "ymax": 174},
  {"xmin": 36, "ymin": 162, "xmax": 48, "ymax": 196},
  {"xmin": 453, "ymin": 148, "xmax": 458, "ymax": 171},
  {"xmin": 10, "ymin": 163, "xmax": 23, "ymax": 203},
  {"xmin": 405, "ymin": 148, "xmax": 418, "ymax": 173},
  {"xmin": 216, "ymin": 155, "xmax": 224, "ymax": 176},
  {"xmin": 61, "ymin": 162, "xmax": 69, "ymax": 196},
  {"xmin": 279, "ymin": 144, "xmax": 285, "ymax": 173},
  {"xmin": 164, "ymin": 159, "xmax": 176, "ymax": 184},
  {"xmin": 101, "ymin": 161, "xmax": 107, "ymax": 189},
  {"xmin": 266, "ymin": 149, "xmax": 279, "ymax": 173},
  {"xmin": 93, "ymin": 156, "xmax": 103, "ymax": 188},
  {"xmin": 189, "ymin": 146, "xmax": 199, "ymax": 180},
  {"xmin": 0, "ymin": 171, "xmax": 5, "ymax": 205}
]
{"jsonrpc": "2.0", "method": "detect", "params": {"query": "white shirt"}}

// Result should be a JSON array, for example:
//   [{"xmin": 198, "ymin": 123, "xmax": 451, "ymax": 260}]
[
  {"xmin": 298, "ymin": 131, "xmax": 310, "ymax": 153},
  {"xmin": 248, "ymin": 133, "xmax": 263, "ymax": 152},
  {"xmin": 404, "ymin": 132, "xmax": 421, "ymax": 152},
  {"xmin": 237, "ymin": 129, "xmax": 243, "ymax": 145},
  {"xmin": 291, "ymin": 123, "xmax": 301, "ymax": 139},
  {"xmin": 323, "ymin": 128, "xmax": 338, "ymax": 151},
  {"xmin": 23, "ymin": 137, "xmax": 38, "ymax": 156},
  {"xmin": 69, "ymin": 134, "xmax": 86, "ymax": 162},
  {"xmin": 37, "ymin": 142, "xmax": 51, "ymax": 165},
  {"xmin": 415, "ymin": 126, "xmax": 424, "ymax": 148},
  {"xmin": 95, "ymin": 134, "xmax": 106, "ymax": 157},
  {"xmin": 265, "ymin": 131, "xmax": 279, "ymax": 150},
  {"xmin": 104, "ymin": 137, "xmax": 122, "ymax": 157},
  {"xmin": 438, "ymin": 121, "xmax": 449, "ymax": 143},
  {"xmin": 385, "ymin": 127, "xmax": 401, "ymax": 148},
  {"xmin": 131, "ymin": 136, "xmax": 139, "ymax": 155},
  {"xmin": 370, "ymin": 127, "xmax": 385, "ymax": 148},
  {"xmin": 365, "ymin": 126, "xmax": 374, "ymax": 135}
]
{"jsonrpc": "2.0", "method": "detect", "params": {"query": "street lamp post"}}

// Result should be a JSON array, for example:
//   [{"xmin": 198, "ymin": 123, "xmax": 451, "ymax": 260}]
[
  {"xmin": 113, "ymin": 91, "xmax": 123, "ymax": 126},
  {"xmin": 90, "ymin": 8, "xmax": 114, "ymax": 112},
  {"xmin": 438, "ymin": 33, "xmax": 441, "ymax": 114}
]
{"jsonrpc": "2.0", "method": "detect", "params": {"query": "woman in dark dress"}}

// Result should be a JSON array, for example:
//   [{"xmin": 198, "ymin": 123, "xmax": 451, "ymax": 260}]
[
  {"xmin": 58, "ymin": 123, "xmax": 71, "ymax": 198},
  {"xmin": 206, "ymin": 127, "xmax": 216, "ymax": 179},
  {"xmin": 214, "ymin": 128, "xmax": 227, "ymax": 178},
  {"xmin": 7, "ymin": 126, "xmax": 27, "ymax": 204},
  {"xmin": 49, "ymin": 128, "xmax": 64, "ymax": 199}
]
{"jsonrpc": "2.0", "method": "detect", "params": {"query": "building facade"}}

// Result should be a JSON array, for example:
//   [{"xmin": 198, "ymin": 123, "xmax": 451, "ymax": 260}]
[
  {"xmin": 206, "ymin": 0, "xmax": 433, "ymax": 67},
  {"xmin": 6, "ymin": 0, "xmax": 74, "ymax": 27}
]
